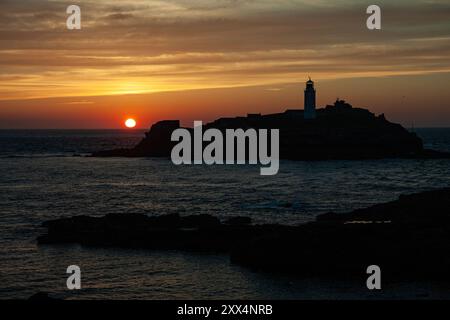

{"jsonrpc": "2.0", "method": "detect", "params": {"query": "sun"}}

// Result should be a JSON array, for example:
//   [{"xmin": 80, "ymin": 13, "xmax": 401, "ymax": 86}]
[{"xmin": 125, "ymin": 118, "xmax": 137, "ymax": 128}]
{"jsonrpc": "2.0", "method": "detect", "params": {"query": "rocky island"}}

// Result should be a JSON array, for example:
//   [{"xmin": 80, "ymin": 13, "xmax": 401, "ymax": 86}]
[
  {"xmin": 92, "ymin": 79, "xmax": 450, "ymax": 160},
  {"xmin": 93, "ymin": 99, "xmax": 449, "ymax": 160},
  {"xmin": 38, "ymin": 188, "xmax": 450, "ymax": 281}
]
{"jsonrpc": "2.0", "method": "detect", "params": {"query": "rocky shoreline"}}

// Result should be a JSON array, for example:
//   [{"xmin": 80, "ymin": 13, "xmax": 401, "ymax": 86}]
[{"xmin": 38, "ymin": 188, "xmax": 450, "ymax": 281}]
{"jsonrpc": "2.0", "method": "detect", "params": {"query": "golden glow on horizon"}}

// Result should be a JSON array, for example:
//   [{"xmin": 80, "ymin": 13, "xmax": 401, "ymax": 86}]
[
  {"xmin": 125, "ymin": 118, "xmax": 137, "ymax": 128},
  {"xmin": 0, "ymin": 1, "xmax": 449, "ymax": 102},
  {"xmin": 2, "ymin": 67, "xmax": 450, "ymax": 102},
  {"xmin": 1, "ymin": 0, "xmax": 450, "ymax": 128}
]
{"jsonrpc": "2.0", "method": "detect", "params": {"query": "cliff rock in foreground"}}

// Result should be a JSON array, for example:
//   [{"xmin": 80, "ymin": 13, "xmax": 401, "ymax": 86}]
[{"xmin": 38, "ymin": 188, "xmax": 450, "ymax": 281}]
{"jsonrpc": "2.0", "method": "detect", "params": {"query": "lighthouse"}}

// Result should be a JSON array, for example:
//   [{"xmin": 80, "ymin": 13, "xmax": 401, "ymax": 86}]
[{"xmin": 304, "ymin": 77, "xmax": 316, "ymax": 120}]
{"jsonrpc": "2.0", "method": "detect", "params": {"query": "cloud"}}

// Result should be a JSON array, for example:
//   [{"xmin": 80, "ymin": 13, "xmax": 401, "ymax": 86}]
[{"xmin": 0, "ymin": 0, "xmax": 449, "ymax": 100}]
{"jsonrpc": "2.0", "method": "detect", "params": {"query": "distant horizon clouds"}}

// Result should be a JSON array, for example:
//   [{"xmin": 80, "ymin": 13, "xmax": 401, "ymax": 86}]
[{"xmin": 0, "ymin": 0, "xmax": 449, "ymax": 128}]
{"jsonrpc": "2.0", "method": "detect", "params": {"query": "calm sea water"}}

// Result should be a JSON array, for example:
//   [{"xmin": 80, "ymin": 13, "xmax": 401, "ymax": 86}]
[{"xmin": 1, "ymin": 128, "xmax": 450, "ymax": 300}]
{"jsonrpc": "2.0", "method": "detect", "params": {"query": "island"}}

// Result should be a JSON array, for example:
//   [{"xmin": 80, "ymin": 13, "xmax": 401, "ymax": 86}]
[{"xmin": 92, "ymin": 79, "xmax": 450, "ymax": 160}]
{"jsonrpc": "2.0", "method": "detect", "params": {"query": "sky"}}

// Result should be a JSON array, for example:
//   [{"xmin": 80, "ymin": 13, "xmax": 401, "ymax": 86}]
[{"xmin": 0, "ymin": 0, "xmax": 449, "ymax": 128}]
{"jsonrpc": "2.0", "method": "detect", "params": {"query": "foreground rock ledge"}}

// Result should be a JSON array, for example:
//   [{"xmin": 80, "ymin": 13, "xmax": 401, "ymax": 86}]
[{"xmin": 38, "ymin": 188, "xmax": 450, "ymax": 280}]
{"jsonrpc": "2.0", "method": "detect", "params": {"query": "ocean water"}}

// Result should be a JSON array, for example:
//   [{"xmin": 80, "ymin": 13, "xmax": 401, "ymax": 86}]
[{"xmin": 1, "ymin": 128, "xmax": 450, "ymax": 300}]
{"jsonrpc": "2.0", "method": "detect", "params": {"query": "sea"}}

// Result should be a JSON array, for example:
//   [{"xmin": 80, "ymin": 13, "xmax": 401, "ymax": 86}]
[{"xmin": 1, "ymin": 128, "xmax": 450, "ymax": 300}]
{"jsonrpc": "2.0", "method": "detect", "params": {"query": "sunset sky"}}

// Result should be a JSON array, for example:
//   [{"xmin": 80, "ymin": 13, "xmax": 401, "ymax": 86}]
[{"xmin": 0, "ymin": 0, "xmax": 449, "ymax": 128}]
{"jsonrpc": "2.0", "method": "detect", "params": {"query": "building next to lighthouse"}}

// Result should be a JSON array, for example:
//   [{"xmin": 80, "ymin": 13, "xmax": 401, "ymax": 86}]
[{"xmin": 304, "ymin": 77, "xmax": 316, "ymax": 119}]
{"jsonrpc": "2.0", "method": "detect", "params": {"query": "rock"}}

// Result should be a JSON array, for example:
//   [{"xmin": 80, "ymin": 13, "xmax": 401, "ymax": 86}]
[
  {"xmin": 316, "ymin": 187, "xmax": 450, "ymax": 224},
  {"xmin": 37, "ymin": 212, "xmax": 285, "ymax": 252},
  {"xmin": 91, "ymin": 102, "xmax": 450, "ymax": 160},
  {"xmin": 28, "ymin": 292, "xmax": 60, "ymax": 301},
  {"xmin": 224, "ymin": 216, "xmax": 252, "ymax": 226},
  {"xmin": 180, "ymin": 214, "xmax": 221, "ymax": 228},
  {"xmin": 92, "ymin": 121, "xmax": 179, "ymax": 157},
  {"xmin": 231, "ymin": 188, "xmax": 450, "ymax": 280},
  {"xmin": 38, "ymin": 188, "xmax": 450, "ymax": 281}
]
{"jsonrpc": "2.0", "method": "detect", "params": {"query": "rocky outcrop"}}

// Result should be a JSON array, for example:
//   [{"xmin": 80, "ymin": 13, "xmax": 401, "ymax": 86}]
[
  {"xmin": 27, "ymin": 292, "xmax": 60, "ymax": 301},
  {"xmin": 92, "ymin": 102, "xmax": 450, "ymax": 160},
  {"xmin": 38, "ymin": 213, "xmax": 264, "ymax": 252},
  {"xmin": 93, "ymin": 120, "xmax": 180, "ymax": 157},
  {"xmin": 232, "ymin": 188, "xmax": 450, "ymax": 280},
  {"xmin": 38, "ymin": 188, "xmax": 450, "ymax": 281}
]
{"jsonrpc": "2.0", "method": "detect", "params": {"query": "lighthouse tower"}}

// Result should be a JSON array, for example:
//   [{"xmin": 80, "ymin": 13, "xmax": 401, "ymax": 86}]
[{"xmin": 304, "ymin": 77, "xmax": 316, "ymax": 120}]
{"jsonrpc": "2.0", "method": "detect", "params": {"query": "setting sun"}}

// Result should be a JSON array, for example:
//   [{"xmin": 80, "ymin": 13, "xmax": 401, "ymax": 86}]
[{"xmin": 125, "ymin": 118, "xmax": 137, "ymax": 128}]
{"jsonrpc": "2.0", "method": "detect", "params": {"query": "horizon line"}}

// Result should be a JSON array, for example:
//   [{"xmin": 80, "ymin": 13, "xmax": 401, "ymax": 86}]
[{"xmin": 1, "ymin": 126, "xmax": 450, "ymax": 131}]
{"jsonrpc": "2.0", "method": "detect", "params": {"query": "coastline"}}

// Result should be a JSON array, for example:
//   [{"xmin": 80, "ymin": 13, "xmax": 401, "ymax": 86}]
[{"xmin": 38, "ymin": 187, "xmax": 450, "ymax": 282}]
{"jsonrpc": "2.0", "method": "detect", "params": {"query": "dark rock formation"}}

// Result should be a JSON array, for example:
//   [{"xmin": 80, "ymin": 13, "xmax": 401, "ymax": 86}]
[
  {"xmin": 224, "ymin": 216, "xmax": 252, "ymax": 226},
  {"xmin": 28, "ymin": 292, "xmax": 60, "ymax": 301},
  {"xmin": 232, "ymin": 188, "xmax": 450, "ymax": 280},
  {"xmin": 92, "ymin": 101, "xmax": 450, "ymax": 159},
  {"xmin": 93, "ymin": 120, "xmax": 180, "ymax": 157},
  {"xmin": 38, "ymin": 188, "xmax": 450, "ymax": 281},
  {"xmin": 38, "ymin": 212, "xmax": 279, "ymax": 252}
]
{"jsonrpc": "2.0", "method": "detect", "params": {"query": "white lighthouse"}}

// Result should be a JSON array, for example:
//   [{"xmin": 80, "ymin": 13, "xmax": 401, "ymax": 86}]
[{"xmin": 304, "ymin": 77, "xmax": 316, "ymax": 120}]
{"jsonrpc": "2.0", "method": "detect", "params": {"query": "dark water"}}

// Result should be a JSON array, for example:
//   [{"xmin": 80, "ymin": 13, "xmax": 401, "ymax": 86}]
[{"xmin": 1, "ymin": 128, "xmax": 450, "ymax": 299}]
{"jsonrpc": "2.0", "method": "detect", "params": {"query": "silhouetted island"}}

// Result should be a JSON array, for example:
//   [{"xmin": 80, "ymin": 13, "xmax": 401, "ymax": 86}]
[
  {"xmin": 38, "ymin": 188, "xmax": 450, "ymax": 281},
  {"xmin": 93, "ymin": 80, "xmax": 450, "ymax": 160}
]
